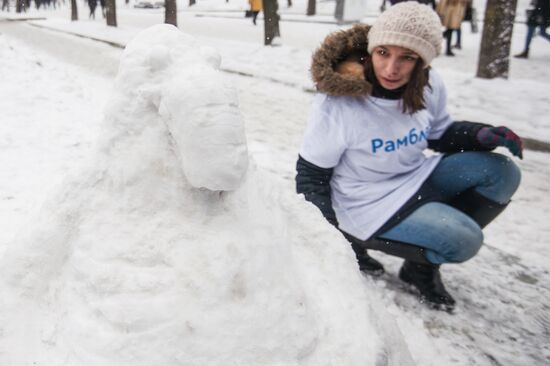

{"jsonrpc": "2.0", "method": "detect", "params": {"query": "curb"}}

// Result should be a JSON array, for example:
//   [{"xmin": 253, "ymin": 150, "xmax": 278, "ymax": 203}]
[
  {"xmin": 27, "ymin": 22, "xmax": 126, "ymax": 49},
  {"xmin": 523, "ymin": 137, "xmax": 550, "ymax": 153},
  {"xmin": 1, "ymin": 18, "xmax": 47, "ymax": 21}
]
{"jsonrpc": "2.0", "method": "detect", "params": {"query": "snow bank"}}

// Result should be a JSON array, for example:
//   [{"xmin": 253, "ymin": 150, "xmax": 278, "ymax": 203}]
[{"xmin": 0, "ymin": 25, "xmax": 393, "ymax": 366}]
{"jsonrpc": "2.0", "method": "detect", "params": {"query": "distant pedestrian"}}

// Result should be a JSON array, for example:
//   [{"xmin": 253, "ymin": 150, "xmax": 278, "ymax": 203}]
[
  {"xmin": 437, "ymin": 0, "xmax": 468, "ymax": 56},
  {"xmin": 248, "ymin": 0, "xmax": 262, "ymax": 25},
  {"xmin": 515, "ymin": 0, "xmax": 550, "ymax": 59},
  {"xmin": 1, "ymin": 0, "xmax": 9, "ymax": 11},
  {"xmin": 99, "ymin": 0, "xmax": 105, "ymax": 18},
  {"xmin": 451, "ymin": 0, "xmax": 474, "ymax": 50},
  {"xmin": 88, "ymin": 0, "xmax": 97, "ymax": 19}
]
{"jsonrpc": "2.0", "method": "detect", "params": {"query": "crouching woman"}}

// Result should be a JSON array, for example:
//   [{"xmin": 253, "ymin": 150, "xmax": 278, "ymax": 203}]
[{"xmin": 295, "ymin": 2, "xmax": 522, "ymax": 311}]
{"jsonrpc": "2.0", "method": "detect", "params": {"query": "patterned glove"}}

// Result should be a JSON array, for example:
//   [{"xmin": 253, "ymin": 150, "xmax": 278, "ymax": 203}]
[{"xmin": 476, "ymin": 126, "xmax": 523, "ymax": 159}]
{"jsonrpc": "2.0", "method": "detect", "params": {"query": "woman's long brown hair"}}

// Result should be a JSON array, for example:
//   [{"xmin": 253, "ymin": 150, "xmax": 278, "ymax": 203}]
[{"xmin": 364, "ymin": 58, "xmax": 431, "ymax": 114}]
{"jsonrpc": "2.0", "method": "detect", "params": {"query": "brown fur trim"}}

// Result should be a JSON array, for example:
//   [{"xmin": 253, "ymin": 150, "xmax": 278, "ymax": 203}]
[{"xmin": 310, "ymin": 24, "xmax": 373, "ymax": 97}]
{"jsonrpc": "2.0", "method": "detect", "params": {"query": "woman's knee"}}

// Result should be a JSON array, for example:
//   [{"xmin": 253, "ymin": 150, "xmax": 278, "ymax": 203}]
[
  {"xmin": 491, "ymin": 152, "xmax": 521, "ymax": 187},
  {"xmin": 387, "ymin": 202, "xmax": 485, "ymax": 263},
  {"xmin": 434, "ymin": 210, "xmax": 484, "ymax": 263},
  {"xmin": 448, "ymin": 227, "xmax": 483, "ymax": 263},
  {"xmin": 478, "ymin": 152, "xmax": 521, "ymax": 202}
]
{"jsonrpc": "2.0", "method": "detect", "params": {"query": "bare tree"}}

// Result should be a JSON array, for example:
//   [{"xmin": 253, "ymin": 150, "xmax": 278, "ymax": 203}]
[
  {"xmin": 263, "ymin": 0, "xmax": 281, "ymax": 45},
  {"xmin": 105, "ymin": 0, "xmax": 117, "ymax": 27},
  {"xmin": 306, "ymin": 0, "xmax": 315, "ymax": 15},
  {"xmin": 476, "ymin": 0, "xmax": 518, "ymax": 79},
  {"xmin": 287, "ymin": 0, "xmax": 292, "ymax": 7},
  {"xmin": 334, "ymin": 0, "xmax": 344, "ymax": 23},
  {"xmin": 165, "ymin": 0, "xmax": 177, "ymax": 26},
  {"xmin": 189, "ymin": 0, "xmax": 195, "ymax": 5},
  {"xmin": 70, "ymin": 0, "xmax": 78, "ymax": 20}
]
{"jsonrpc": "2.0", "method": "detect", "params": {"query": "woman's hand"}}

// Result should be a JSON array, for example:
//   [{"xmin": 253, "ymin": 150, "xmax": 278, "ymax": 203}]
[{"xmin": 476, "ymin": 126, "xmax": 524, "ymax": 159}]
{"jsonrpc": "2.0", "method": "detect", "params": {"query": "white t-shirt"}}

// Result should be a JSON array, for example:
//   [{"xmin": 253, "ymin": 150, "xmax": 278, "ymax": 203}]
[{"xmin": 299, "ymin": 70, "xmax": 454, "ymax": 240}]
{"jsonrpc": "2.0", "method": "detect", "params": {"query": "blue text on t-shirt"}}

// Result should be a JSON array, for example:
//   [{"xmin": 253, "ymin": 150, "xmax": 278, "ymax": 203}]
[{"xmin": 371, "ymin": 127, "xmax": 430, "ymax": 153}]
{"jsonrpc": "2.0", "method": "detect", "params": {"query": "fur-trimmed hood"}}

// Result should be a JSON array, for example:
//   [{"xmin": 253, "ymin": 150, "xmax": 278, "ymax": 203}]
[{"xmin": 310, "ymin": 24, "xmax": 373, "ymax": 97}]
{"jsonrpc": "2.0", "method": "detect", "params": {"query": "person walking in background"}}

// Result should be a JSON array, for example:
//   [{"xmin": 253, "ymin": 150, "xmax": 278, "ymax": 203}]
[
  {"xmin": 1, "ymin": 0, "xmax": 9, "ymax": 11},
  {"xmin": 452, "ymin": 0, "xmax": 473, "ymax": 50},
  {"xmin": 248, "ymin": 0, "xmax": 262, "ymax": 25},
  {"xmin": 297, "ymin": 2, "xmax": 522, "ymax": 311},
  {"xmin": 99, "ymin": 0, "xmax": 106, "ymax": 18},
  {"xmin": 437, "ymin": 0, "xmax": 468, "ymax": 56},
  {"xmin": 515, "ymin": 0, "xmax": 550, "ymax": 58},
  {"xmin": 88, "ymin": 0, "xmax": 98, "ymax": 19}
]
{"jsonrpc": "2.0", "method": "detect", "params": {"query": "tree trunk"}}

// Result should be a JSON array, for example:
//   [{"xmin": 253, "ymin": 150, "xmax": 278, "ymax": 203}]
[
  {"xmin": 189, "ymin": 0, "xmax": 195, "ymax": 5},
  {"xmin": 263, "ymin": 0, "xmax": 281, "ymax": 46},
  {"xmin": 70, "ymin": 0, "xmax": 77, "ymax": 20},
  {"xmin": 105, "ymin": 0, "xmax": 117, "ymax": 27},
  {"xmin": 287, "ymin": 0, "xmax": 292, "ymax": 7},
  {"xmin": 165, "ymin": 0, "xmax": 177, "ymax": 26},
  {"xmin": 476, "ymin": 0, "xmax": 518, "ymax": 79},
  {"xmin": 306, "ymin": 0, "xmax": 315, "ymax": 16},
  {"xmin": 334, "ymin": 0, "xmax": 344, "ymax": 23}
]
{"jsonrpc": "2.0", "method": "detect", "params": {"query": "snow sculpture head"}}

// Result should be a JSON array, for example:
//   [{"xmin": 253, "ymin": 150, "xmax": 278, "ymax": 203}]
[{"xmin": 117, "ymin": 24, "xmax": 248, "ymax": 191}]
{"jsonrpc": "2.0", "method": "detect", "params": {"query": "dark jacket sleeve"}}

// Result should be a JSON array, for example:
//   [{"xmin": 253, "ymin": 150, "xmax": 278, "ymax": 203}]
[
  {"xmin": 295, "ymin": 155, "xmax": 338, "ymax": 226},
  {"xmin": 428, "ymin": 121, "xmax": 495, "ymax": 153}
]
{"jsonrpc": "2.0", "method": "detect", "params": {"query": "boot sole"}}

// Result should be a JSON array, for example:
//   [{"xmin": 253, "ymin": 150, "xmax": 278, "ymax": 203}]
[{"xmin": 360, "ymin": 267, "xmax": 385, "ymax": 277}]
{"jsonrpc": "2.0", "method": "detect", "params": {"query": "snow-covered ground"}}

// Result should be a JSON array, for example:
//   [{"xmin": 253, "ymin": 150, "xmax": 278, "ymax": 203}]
[{"xmin": 1, "ymin": 1, "xmax": 549, "ymax": 365}]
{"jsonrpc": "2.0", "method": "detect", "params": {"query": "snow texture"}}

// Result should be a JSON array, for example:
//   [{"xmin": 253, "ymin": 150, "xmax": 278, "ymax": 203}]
[
  {"xmin": 0, "ymin": 25, "xmax": 394, "ymax": 366},
  {"xmin": 0, "ymin": 1, "xmax": 549, "ymax": 365}
]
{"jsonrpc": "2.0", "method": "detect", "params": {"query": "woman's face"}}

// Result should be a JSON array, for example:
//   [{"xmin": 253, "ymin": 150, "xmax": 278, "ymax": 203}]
[{"xmin": 371, "ymin": 45, "xmax": 420, "ymax": 90}]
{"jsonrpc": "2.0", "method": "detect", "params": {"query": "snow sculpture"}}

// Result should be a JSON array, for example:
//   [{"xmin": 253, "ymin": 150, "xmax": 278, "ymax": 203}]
[
  {"xmin": 118, "ymin": 25, "xmax": 248, "ymax": 191},
  {"xmin": 0, "ymin": 25, "xmax": 409, "ymax": 366}
]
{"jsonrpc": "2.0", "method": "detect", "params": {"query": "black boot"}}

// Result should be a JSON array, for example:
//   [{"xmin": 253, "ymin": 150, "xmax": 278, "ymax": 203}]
[
  {"xmin": 351, "ymin": 241, "xmax": 385, "ymax": 276},
  {"xmin": 399, "ymin": 260, "xmax": 456, "ymax": 311},
  {"xmin": 449, "ymin": 189, "xmax": 509, "ymax": 229},
  {"xmin": 358, "ymin": 251, "xmax": 385, "ymax": 275},
  {"xmin": 360, "ymin": 237, "xmax": 429, "ymax": 264},
  {"xmin": 347, "ymin": 234, "xmax": 431, "ymax": 274},
  {"xmin": 514, "ymin": 49, "xmax": 529, "ymax": 59}
]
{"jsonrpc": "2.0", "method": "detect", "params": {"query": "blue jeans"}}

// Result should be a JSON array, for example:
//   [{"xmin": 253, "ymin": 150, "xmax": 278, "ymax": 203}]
[
  {"xmin": 378, "ymin": 152, "xmax": 521, "ymax": 264},
  {"xmin": 524, "ymin": 24, "xmax": 550, "ymax": 50}
]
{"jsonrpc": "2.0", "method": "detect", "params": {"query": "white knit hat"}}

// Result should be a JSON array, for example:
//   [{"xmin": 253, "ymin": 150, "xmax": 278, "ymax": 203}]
[{"xmin": 367, "ymin": 2, "xmax": 442, "ymax": 66}]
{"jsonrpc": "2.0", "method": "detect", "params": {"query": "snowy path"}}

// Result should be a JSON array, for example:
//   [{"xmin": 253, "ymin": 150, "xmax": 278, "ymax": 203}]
[
  {"xmin": 0, "ymin": 23, "xmax": 112, "ymax": 254},
  {"xmin": 1, "ymin": 19, "xmax": 549, "ymax": 366}
]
